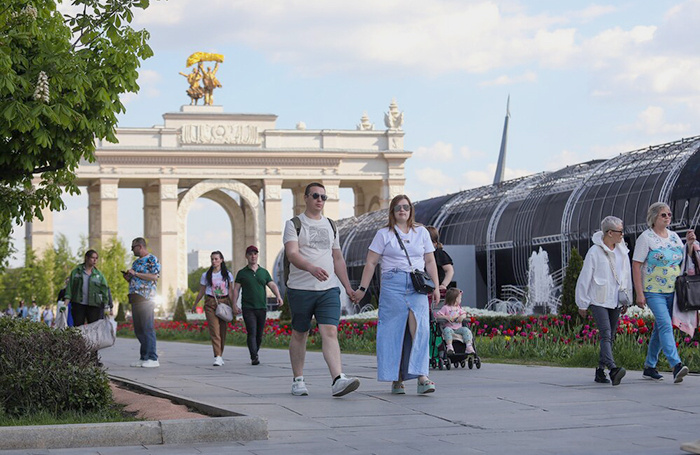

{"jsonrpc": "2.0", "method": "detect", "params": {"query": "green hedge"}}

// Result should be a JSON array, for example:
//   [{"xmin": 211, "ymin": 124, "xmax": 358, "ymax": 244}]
[{"xmin": 0, "ymin": 318, "xmax": 112, "ymax": 417}]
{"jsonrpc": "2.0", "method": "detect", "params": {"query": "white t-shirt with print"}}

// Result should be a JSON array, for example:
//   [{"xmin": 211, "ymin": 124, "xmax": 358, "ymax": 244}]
[
  {"xmin": 199, "ymin": 270, "xmax": 234, "ymax": 297},
  {"xmin": 368, "ymin": 226, "xmax": 435, "ymax": 273},
  {"xmin": 283, "ymin": 213, "xmax": 341, "ymax": 291}
]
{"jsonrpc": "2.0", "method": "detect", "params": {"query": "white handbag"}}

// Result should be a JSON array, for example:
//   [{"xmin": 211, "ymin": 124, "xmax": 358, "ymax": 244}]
[
  {"xmin": 78, "ymin": 317, "xmax": 117, "ymax": 351},
  {"xmin": 214, "ymin": 294, "xmax": 233, "ymax": 322}
]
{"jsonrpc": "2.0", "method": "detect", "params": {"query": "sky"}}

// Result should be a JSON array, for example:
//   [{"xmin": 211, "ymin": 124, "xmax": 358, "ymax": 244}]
[{"xmin": 9, "ymin": 0, "xmax": 700, "ymax": 268}]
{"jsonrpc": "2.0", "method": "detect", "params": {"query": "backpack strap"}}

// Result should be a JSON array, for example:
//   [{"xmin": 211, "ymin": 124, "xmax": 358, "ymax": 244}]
[
  {"xmin": 327, "ymin": 218, "xmax": 337, "ymax": 239},
  {"xmin": 292, "ymin": 216, "xmax": 302, "ymax": 236}
]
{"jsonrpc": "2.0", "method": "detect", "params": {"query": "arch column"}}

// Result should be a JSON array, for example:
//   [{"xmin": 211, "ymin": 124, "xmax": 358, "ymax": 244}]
[
  {"xmin": 88, "ymin": 178, "xmax": 119, "ymax": 248},
  {"xmin": 353, "ymin": 185, "xmax": 366, "ymax": 217},
  {"xmin": 264, "ymin": 179, "xmax": 283, "ymax": 271},
  {"xmin": 144, "ymin": 179, "xmax": 179, "ymax": 298},
  {"xmin": 292, "ymin": 184, "xmax": 306, "ymax": 216},
  {"xmin": 25, "ymin": 178, "xmax": 54, "ymax": 257},
  {"xmin": 322, "ymin": 179, "xmax": 340, "ymax": 220}
]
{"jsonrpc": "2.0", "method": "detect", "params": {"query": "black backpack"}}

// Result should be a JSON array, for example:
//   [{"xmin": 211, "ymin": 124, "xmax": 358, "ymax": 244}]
[{"xmin": 283, "ymin": 216, "xmax": 337, "ymax": 285}]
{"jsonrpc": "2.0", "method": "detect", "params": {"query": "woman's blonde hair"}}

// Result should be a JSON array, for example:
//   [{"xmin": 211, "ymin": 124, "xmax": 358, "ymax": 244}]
[
  {"xmin": 444, "ymin": 288, "xmax": 461, "ymax": 306},
  {"xmin": 646, "ymin": 202, "xmax": 670, "ymax": 228}
]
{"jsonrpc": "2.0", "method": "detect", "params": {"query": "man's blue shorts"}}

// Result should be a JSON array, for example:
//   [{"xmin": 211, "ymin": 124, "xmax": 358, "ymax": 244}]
[{"xmin": 286, "ymin": 287, "xmax": 341, "ymax": 332}]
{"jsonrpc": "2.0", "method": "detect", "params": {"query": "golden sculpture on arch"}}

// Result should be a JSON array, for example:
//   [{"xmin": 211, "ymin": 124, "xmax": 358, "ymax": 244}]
[{"xmin": 179, "ymin": 52, "xmax": 224, "ymax": 106}]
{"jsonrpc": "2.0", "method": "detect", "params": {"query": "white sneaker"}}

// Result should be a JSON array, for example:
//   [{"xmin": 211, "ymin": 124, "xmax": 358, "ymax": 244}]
[
  {"xmin": 213, "ymin": 356, "xmax": 224, "ymax": 366},
  {"xmin": 130, "ymin": 360, "xmax": 145, "ymax": 367},
  {"xmin": 141, "ymin": 359, "xmax": 160, "ymax": 368},
  {"xmin": 331, "ymin": 373, "xmax": 360, "ymax": 397},
  {"xmin": 291, "ymin": 377, "xmax": 308, "ymax": 396}
]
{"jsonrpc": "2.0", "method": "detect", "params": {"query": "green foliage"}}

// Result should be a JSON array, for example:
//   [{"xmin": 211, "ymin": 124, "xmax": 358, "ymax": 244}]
[
  {"xmin": 94, "ymin": 238, "xmax": 130, "ymax": 308},
  {"xmin": 279, "ymin": 291, "xmax": 291, "ymax": 323},
  {"xmin": 0, "ymin": 317, "xmax": 112, "ymax": 416},
  {"xmin": 172, "ymin": 295, "xmax": 187, "ymax": 323},
  {"xmin": 16, "ymin": 245, "xmax": 56, "ymax": 304},
  {"xmin": 0, "ymin": 0, "xmax": 153, "ymax": 266},
  {"xmin": 560, "ymin": 248, "xmax": 583, "ymax": 319},
  {"xmin": 188, "ymin": 266, "xmax": 208, "ymax": 292},
  {"xmin": 114, "ymin": 300, "xmax": 126, "ymax": 322}
]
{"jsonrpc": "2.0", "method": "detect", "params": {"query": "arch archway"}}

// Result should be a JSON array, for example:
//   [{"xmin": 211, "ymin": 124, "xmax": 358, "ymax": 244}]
[{"xmin": 177, "ymin": 180, "xmax": 260, "ymax": 291}]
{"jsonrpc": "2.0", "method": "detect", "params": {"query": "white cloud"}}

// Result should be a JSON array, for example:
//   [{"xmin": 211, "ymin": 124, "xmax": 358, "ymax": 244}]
[
  {"xmin": 480, "ymin": 71, "xmax": 537, "ymax": 87},
  {"xmin": 545, "ymin": 150, "xmax": 581, "ymax": 171},
  {"xmin": 414, "ymin": 141, "xmax": 454, "ymax": 161},
  {"xmin": 416, "ymin": 167, "xmax": 458, "ymax": 192},
  {"xmin": 460, "ymin": 145, "xmax": 485, "ymax": 160},
  {"xmin": 618, "ymin": 106, "xmax": 690, "ymax": 135},
  {"xmin": 570, "ymin": 4, "xmax": 619, "ymax": 22}
]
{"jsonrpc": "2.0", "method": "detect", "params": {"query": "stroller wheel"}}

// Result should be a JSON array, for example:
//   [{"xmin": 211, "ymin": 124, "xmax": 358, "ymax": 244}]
[
  {"xmin": 460, "ymin": 360, "xmax": 466, "ymax": 368},
  {"xmin": 438, "ymin": 359, "xmax": 444, "ymax": 370},
  {"xmin": 476, "ymin": 358, "xmax": 482, "ymax": 369},
  {"xmin": 468, "ymin": 358, "xmax": 474, "ymax": 369},
  {"xmin": 446, "ymin": 360, "xmax": 451, "ymax": 370}
]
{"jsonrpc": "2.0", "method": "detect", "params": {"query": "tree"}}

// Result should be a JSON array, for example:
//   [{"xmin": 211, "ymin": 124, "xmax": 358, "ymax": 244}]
[
  {"xmin": 95, "ymin": 238, "xmax": 130, "ymax": 309},
  {"xmin": 173, "ymin": 295, "xmax": 187, "ymax": 323},
  {"xmin": 0, "ymin": 0, "xmax": 153, "ymax": 265},
  {"xmin": 17, "ymin": 246, "xmax": 56, "ymax": 305},
  {"xmin": 52, "ymin": 233, "xmax": 77, "ymax": 290},
  {"xmin": 559, "ymin": 248, "xmax": 584, "ymax": 319}
]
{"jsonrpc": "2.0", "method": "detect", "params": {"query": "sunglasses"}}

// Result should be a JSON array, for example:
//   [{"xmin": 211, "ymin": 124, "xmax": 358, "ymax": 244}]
[
  {"xmin": 659, "ymin": 212, "xmax": 672, "ymax": 218},
  {"xmin": 393, "ymin": 204, "xmax": 411, "ymax": 212},
  {"xmin": 308, "ymin": 193, "xmax": 328, "ymax": 201}
]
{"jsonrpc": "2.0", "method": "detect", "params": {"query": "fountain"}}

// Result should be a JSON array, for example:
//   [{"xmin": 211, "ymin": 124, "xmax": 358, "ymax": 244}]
[{"xmin": 527, "ymin": 248, "xmax": 557, "ymax": 314}]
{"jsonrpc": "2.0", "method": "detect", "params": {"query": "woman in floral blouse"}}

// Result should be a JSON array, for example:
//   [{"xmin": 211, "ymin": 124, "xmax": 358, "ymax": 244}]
[{"xmin": 632, "ymin": 202, "xmax": 695, "ymax": 384}]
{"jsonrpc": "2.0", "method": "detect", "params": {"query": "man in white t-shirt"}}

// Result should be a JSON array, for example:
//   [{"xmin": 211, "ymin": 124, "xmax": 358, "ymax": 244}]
[{"xmin": 283, "ymin": 182, "xmax": 360, "ymax": 397}]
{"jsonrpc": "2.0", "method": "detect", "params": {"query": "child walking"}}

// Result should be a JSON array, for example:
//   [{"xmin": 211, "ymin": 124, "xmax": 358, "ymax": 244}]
[{"xmin": 434, "ymin": 288, "xmax": 474, "ymax": 355}]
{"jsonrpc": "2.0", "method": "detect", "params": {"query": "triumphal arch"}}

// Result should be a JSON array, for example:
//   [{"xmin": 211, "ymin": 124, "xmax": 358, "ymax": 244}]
[{"xmin": 27, "ymin": 96, "xmax": 410, "ymax": 296}]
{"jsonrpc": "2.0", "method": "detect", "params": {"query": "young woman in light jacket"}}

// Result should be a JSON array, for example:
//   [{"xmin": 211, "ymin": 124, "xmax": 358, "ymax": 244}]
[{"xmin": 575, "ymin": 216, "xmax": 632, "ymax": 386}]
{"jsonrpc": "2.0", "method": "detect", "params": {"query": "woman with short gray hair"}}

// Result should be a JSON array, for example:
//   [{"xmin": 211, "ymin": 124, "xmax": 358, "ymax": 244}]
[
  {"xmin": 575, "ymin": 215, "xmax": 631, "ymax": 385},
  {"xmin": 633, "ymin": 202, "xmax": 695, "ymax": 383}
]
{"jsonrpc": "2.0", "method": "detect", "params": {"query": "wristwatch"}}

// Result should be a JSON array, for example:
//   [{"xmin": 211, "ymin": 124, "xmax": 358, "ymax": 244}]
[{"xmin": 358, "ymin": 286, "xmax": 366, "ymax": 292}]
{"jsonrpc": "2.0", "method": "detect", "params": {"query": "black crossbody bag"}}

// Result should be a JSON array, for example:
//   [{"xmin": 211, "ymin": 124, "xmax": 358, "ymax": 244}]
[
  {"xmin": 676, "ymin": 249, "xmax": 700, "ymax": 312},
  {"xmin": 393, "ymin": 228, "xmax": 435, "ymax": 295}
]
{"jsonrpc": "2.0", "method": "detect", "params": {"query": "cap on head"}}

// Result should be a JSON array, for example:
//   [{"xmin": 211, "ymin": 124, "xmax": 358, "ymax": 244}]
[{"xmin": 246, "ymin": 245, "xmax": 259, "ymax": 255}]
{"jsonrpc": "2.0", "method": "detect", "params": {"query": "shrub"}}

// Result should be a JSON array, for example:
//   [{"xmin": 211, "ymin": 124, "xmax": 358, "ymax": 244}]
[
  {"xmin": 279, "ymin": 292, "xmax": 291, "ymax": 324},
  {"xmin": 560, "ymin": 248, "xmax": 583, "ymax": 319},
  {"xmin": 173, "ymin": 295, "xmax": 188, "ymax": 323},
  {"xmin": 0, "ymin": 318, "xmax": 112, "ymax": 417},
  {"xmin": 115, "ymin": 301, "xmax": 126, "ymax": 323}
]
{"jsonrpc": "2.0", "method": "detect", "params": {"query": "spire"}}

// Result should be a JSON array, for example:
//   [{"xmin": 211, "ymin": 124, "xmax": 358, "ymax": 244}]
[{"xmin": 493, "ymin": 95, "xmax": 510, "ymax": 185}]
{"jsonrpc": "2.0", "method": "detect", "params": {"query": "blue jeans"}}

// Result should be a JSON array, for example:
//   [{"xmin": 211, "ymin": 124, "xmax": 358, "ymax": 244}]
[
  {"xmin": 644, "ymin": 292, "xmax": 681, "ymax": 369},
  {"xmin": 129, "ymin": 294, "xmax": 158, "ymax": 361}
]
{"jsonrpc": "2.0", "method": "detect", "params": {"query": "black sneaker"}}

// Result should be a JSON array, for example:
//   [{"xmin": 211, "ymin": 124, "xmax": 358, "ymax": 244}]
[
  {"xmin": 643, "ymin": 367, "xmax": 664, "ymax": 381},
  {"xmin": 251, "ymin": 357, "xmax": 260, "ymax": 366},
  {"xmin": 595, "ymin": 368, "xmax": 610, "ymax": 384},
  {"xmin": 673, "ymin": 363, "xmax": 689, "ymax": 384},
  {"xmin": 609, "ymin": 367, "xmax": 626, "ymax": 386}
]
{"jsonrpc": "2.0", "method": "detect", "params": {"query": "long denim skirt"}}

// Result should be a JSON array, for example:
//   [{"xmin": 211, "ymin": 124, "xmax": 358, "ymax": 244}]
[{"xmin": 376, "ymin": 269, "xmax": 430, "ymax": 382}]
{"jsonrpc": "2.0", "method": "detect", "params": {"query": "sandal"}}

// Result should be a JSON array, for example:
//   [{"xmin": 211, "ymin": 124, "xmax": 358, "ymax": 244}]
[
  {"xmin": 417, "ymin": 379, "xmax": 436, "ymax": 394},
  {"xmin": 391, "ymin": 381, "xmax": 405, "ymax": 394}
]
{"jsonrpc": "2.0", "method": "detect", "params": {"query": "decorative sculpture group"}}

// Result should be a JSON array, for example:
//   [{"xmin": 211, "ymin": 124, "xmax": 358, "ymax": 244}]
[{"xmin": 179, "ymin": 52, "xmax": 224, "ymax": 106}]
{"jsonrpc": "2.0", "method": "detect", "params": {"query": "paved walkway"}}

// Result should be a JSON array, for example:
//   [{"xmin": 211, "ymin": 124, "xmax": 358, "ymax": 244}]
[{"xmin": 6, "ymin": 338, "xmax": 699, "ymax": 454}]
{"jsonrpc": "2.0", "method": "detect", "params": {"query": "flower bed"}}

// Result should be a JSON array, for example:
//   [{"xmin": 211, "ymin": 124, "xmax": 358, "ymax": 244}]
[{"xmin": 116, "ymin": 312, "xmax": 700, "ymax": 372}]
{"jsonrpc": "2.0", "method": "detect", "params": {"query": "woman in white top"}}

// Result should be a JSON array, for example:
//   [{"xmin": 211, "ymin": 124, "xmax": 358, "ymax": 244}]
[
  {"xmin": 353, "ymin": 195, "xmax": 440, "ymax": 395},
  {"xmin": 575, "ymin": 216, "xmax": 631, "ymax": 386},
  {"xmin": 192, "ymin": 251, "xmax": 235, "ymax": 367}
]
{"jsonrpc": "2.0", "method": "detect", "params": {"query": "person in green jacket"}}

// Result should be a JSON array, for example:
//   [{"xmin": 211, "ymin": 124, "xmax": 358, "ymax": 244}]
[{"xmin": 64, "ymin": 249, "xmax": 111, "ymax": 326}]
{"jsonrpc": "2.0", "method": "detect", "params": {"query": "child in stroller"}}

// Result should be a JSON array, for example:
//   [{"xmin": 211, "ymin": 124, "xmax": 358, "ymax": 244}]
[{"xmin": 432, "ymin": 288, "xmax": 479, "ymax": 369}]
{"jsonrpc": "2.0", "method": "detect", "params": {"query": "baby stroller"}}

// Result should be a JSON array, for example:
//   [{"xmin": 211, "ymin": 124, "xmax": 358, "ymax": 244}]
[{"xmin": 429, "ymin": 316, "xmax": 481, "ymax": 370}]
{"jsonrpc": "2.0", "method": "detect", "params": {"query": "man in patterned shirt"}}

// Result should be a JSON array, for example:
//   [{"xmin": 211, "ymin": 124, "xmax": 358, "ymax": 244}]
[{"xmin": 123, "ymin": 237, "xmax": 161, "ymax": 368}]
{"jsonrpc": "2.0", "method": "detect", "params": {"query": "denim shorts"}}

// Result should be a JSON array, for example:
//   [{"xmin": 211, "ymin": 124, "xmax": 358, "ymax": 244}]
[{"xmin": 287, "ymin": 287, "xmax": 341, "ymax": 332}]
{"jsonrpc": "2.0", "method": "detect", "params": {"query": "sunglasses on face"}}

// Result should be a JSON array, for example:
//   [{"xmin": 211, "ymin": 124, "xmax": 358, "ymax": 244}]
[
  {"xmin": 308, "ymin": 193, "xmax": 328, "ymax": 201},
  {"xmin": 393, "ymin": 204, "xmax": 411, "ymax": 212},
  {"xmin": 659, "ymin": 212, "xmax": 672, "ymax": 218}
]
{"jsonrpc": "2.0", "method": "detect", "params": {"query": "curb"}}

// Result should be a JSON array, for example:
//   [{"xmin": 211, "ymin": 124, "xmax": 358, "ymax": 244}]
[{"xmin": 0, "ymin": 376, "xmax": 268, "ymax": 450}]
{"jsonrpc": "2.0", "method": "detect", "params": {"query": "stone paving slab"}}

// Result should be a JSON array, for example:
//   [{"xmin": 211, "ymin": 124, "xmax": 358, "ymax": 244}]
[{"xmin": 4, "ymin": 337, "xmax": 699, "ymax": 454}]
